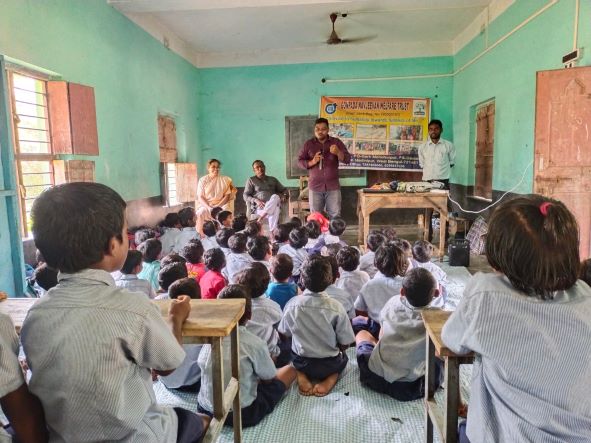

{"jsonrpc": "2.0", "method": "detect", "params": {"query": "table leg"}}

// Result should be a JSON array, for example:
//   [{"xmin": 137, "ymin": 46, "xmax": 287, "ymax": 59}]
[
  {"xmin": 439, "ymin": 214, "xmax": 446, "ymax": 261},
  {"xmin": 211, "ymin": 337, "xmax": 224, "ymax": 420},
  {"xmin": 357, "ymin": 197, "xmax": 364, "ymax": 245},
  {"xmin": 231, "ymin": 326, "xmax": 242, "ymax": 443},
  {"xmin": 444, "ymin": 357, "xmax": 460, "ymax": 443},
  {"xmin": 424, "ymin": 208, "xmax": 432, "ymax": 241},
  {"xmin": 424, "ymin": 336, "xmax": 435, "ymax": 443}
]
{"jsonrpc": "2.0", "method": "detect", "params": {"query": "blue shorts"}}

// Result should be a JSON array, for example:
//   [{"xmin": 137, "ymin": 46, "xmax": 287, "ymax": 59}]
[
  {"xmin": 174, "ymin": 407, "xmax": 206, "ymax": 443},
  {"xmin": 356, "ymin": 341, "xmax": 442, "ymax": 402},
  {"xmin": 291, "ymin": 351, "xmax": 348, "ymax": 381},
  {"xmin": 199, "ymin": 378, "xmax": 286, "ymax": 428}
]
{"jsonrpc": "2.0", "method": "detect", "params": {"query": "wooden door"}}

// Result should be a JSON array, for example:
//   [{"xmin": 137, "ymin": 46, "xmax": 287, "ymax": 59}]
[{"xmin": 534, "ymin": 67, "xmax": 591, "ymax": 259}]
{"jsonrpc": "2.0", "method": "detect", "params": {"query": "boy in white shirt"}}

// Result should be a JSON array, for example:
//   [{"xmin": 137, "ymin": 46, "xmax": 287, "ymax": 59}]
[
  {"xmin": 198, "ymin": 285, "xmax": 296, "ymax": 427},
  {"xmin": 412, "ymin": 240, "xmax": 448, "ymax": 308},
  {"xmin": 277, "ymin": 227, "xmax": 309, "ymax": 282},
  {"xmin": 335, "ymin": 246, "xmax": 370, "ymax": 303},
  {"xmin": 279, "ymin": 256, "xmax": 355, "ymax": 397},
  {"xmin": 247, "ymin": 235, "xmax": 272, "ymax": 270},
  {"xmin": 21, "ymin": 182, "xmax": 208, "ymax": 442},
  {"xmin": 215, "ymin": 227, "xmax": 234, "ymax": 257},
  {"xmin": 325, "ymin": 256, "xmax": 355, "ymax": 318},
  {"xmin": 200, "ymin": 220, "xmax": 218, "ymax": 251},
  {"xmin": 158, "ymin": 212, "xmax": 182, "ymax": 255},
  {"xmin": 355, "ymin": 267, "xmax": 442, "ymax": 401},
  {"xmin": 358, "ymin": 231, "xmax": 386, "ymax": 278},
  {"xmin": 354, "ymin": 242, "xmax": 407, "ymax": 337},
  {"xmin": 224, "ymin": 233, "xmax": 254, "ymax": 283},
  {"xmin": 116, "ymin": 250, "xmax": 157, "ymax": 298}
]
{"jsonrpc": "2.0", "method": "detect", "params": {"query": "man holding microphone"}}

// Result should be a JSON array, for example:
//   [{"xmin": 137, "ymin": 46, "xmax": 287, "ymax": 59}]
[{"xmin": 297, "ymin": 118, "xmax": 351, "ymax": 218}]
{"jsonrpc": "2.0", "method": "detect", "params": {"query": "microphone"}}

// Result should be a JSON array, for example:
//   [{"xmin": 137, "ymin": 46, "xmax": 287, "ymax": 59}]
[
  {"xmin": 319, "ymin": 148, "xmax": 324, "ymax": 170},
  {"xmin": 319, "ymin": 156, "xmax": 323, "ymax": 170}
]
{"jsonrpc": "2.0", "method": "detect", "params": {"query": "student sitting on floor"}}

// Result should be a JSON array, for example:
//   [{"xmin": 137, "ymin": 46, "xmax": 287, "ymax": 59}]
[
  {"xmin": 217, "ymin": 210, "xmax": 234, "ymax": 229},
  {"xmin": 335, "ymin": 246, "xmax": 370, "ymax": 302},
  {"xmin": 279, "ymin": 256, "xmax": 355, "ymax": 397},
  {"xmin": 271, "ymin": 223, "xmax": 290, "ymax": 256},
  {"xmin": 412, "ymin": 240, "xmax": 448, "ymax": 308},
  {"xmin": 156, "ymin": 262, "xmax": 189, "ymax": 300},
  {"xmin": 289, "ymin": 216, "xmax": 303, "ymax": 229},
  {"xmin": 160, "ymin": 252, "xmax": 187, "ymax": 268},
  {"xmin": 324, "ymin": 256, "xmax": 356, "ymax": 318},
  {"xmin": 236, "ymin": 264, "xmax": 283, "ymax": 360},
  {"xmin": 0, "ymin": 312, "xmax": 48, "ymax": 443},
  {"xmin": 443, "ymin": 196, "xmax": 591, "ymax": 443},
  {"xmin": 32, "ymin": 262, "xmax": 58, "ymax": 297},
  {"xmin": 323, "ymin": 217, "xmax": 348, "ymax": 246},
  {"xmin": 266, "ymin": 254, "xmax": 298, "ymax": 310},
  {"xmin": 21, "ymin": 182, "xmax": 209, "ymax": 443},
  {"xmin": 247, "ymin": 235, "xmax": 272, "ymax": 270},
  {"xmin": 137, "ymin": 238, "xmax": 162, "ymax": 291},
  {"xmin": 358, "ymin": 231, "xmax": 386, "ymax": 278},
  {"xmin": 198, "ymin": 284, "xmax": 296, "ymax": 428},
  {"xmin": 174, "ymin": 207, "xmax": 199, "ymax": 253},
  {"xmin": 304, "ymin": 220, "xmax": 323, "ymax": 253},
  {"xmin": 116, "ymin": 250, "xmax": 156, "ymax": 298},
  {"xmin": 182, "ymin": 240, "xmax": 206, "ymax": 283},
  {"xmin": 231, "ymin": 213, "xmax": 248, "ymax": 232},
  {"xmin": 225, "ymin": 233, "xmax": 254, "ymax": 284},
  {"xmin": 201, "ymin": 220, "xmax": 218, "ymax": 251},
  {"xmin": 200, "ymin": 248, "xmax": 227, "ymax": 300},
  {"xmin": 215, "ymin": 227, "xmax": 234, "ymax": 257},
  {"xmin": 580, "ymin": 258, "xmax": 591, "ymax": 287},
  {"xmin": 278, "ymin": 226, "xmax": 309, "ymax": 283},
  {"xmin": 158, "ymin": 278, "xmax": 203, "ymax": 392},
  {"xmin": 158, "ymin": 212, "xmax": 182, "ymax": 255},
  {"xmin": 356, "ymin": 267, "xmax": 442, "ymax": 401},
  {"xmin": 134, "ymin": 227, "xmax": 157, "ymax": 250},
  {"xmin": 394, "ymin": 238, "xmax": 418, "ymax": 272},
  {"xmin": 243, "ymin": 220, "xmax": 263, "ymax": 238},
  {"xmin": 354, "ymin": 242, "xmax": 407, "ymax": 337}
]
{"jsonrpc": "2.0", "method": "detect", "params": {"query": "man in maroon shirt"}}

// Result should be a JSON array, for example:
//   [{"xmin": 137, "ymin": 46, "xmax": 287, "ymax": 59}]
[{"xmin": 297, "ymin": 118, "xmax": 351, "ymax": 218}]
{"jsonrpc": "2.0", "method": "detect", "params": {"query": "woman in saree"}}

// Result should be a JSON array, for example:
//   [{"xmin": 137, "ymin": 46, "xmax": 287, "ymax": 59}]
[{"xmin": 195, "ymin": 158, "xmax": 237, "ymax": 235}]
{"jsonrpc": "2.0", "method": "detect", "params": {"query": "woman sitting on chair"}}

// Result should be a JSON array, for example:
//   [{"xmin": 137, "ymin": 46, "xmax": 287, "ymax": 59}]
[{"xmin": 196, "ymin": 158, "xmax": 237, "ymax": 235}]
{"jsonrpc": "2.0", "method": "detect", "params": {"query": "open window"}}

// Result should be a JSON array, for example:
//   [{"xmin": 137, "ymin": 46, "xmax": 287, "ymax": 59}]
[
  {"xmin": 473, "ymin": 101, "xmax": 495, "ymax": 200},
  {"xmin": 7, "ymin": 70, "xmax": 98, "ymax": 236}
]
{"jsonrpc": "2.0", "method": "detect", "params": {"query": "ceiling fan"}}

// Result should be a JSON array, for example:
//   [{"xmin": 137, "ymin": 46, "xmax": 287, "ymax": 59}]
[{"xmin": 326, "ymin": 12, "xmax": 375, "ymax": 45}]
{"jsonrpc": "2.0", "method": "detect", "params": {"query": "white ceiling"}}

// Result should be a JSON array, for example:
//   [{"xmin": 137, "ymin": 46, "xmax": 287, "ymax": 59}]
[{"xmin": 108, "ymin": 0, "xmax": 513, "ymax": 68}]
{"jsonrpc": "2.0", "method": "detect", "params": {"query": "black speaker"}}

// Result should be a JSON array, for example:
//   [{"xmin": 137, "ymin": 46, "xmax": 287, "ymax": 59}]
[{"xmin": 448, "ymin": 239, "xmax": 470, "ymax": 267}]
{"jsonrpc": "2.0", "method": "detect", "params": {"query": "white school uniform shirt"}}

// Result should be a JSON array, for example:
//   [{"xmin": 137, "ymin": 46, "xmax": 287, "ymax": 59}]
[
  {"xmin": 418, "ymin": 138, "xmax": 455, "ymax": 181},
  {"xmin": 415, "ymin": 261, "xmax": 448, "ymax": 308},
  {"xmin": 355, "ymin": 272, "xmax": 404, "ymax": 323},
  {"xmin": 279, "ymin": 290, "xmax": 355, "ymax": 359},
  {"xmin": 322, "ymin": 232, "xmax": 342, "ymax": 245},
  {"xmin": 159, "ymin": 344, "xmax": 202, "ymax": 389},
  {"xmin": 198, "ymin": 325, "xmax": 276, "ymax": 411},
  {"xmin": 358, "ymin": 251, "xmax": 378, "ymax": 278},
  {"xmin": 369, "ymin": 296, "xmax": 435, "ymax": 382},
  {"xmin": 246, "ymin": 297, "xmax": 283, "ymax": 357},
  {"xmin": 0, "ymin": 314, "xmax": 23, "ymax": 443},
  {"xmin": 173, "ymin": 227, "xmax": 199, "ymax": 253},
  {"xmin": 220, "ymin": 246, "xmax": 231, "ymax": 257},
  {"xmin": 442, "ymin": 273, "xmax": 591, "ymax": 443},
  {"xmin": 21, "ymin": 269, "xmax": 186, "ymax": 443},
  {"xmin": 159, "ymin": 227, "xmax": 181, "ymax": 255},
  {"xmin": 115, "ymin": 273, "xmax": 157, "ymax": 299},
  {"xmin": 335, "ymin": 269, "xmax": 370, "ymax": 303},
  {"xmin": 277, "ymin": 244, "xmax": 308, "ymax": 276},
  {"xmin": 201, "ymin": 236, "xmax": 218, "ymax": 251},
  {"xmin": 326, "ymin": 283, "xmax": 355, "ymax": 318},
  {"xmin": 224, "ymin": 252, "xmax": 254, "ymax": 283}
]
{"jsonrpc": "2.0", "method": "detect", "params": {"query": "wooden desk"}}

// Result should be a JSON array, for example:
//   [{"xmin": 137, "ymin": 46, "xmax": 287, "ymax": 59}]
[
  {"xmin": 422, "ymin": 310, "xmax": 473, "ymax": 443},
  {"xmin": 357, "ymin": 190, "xmax": 449, "ymax": 259},
  {"xmin": 0, "ymin": 297, "xmax": 245, "ymax": 443}
]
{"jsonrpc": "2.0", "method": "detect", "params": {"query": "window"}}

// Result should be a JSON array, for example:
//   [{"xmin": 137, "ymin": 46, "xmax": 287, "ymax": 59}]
[
  {"xmin": 473, "ymin": 101, "xmax": 495, "ymax": 200},
  {"xmin": 8, "ymin": 71, "xmax": 54, "ymax": 236}
]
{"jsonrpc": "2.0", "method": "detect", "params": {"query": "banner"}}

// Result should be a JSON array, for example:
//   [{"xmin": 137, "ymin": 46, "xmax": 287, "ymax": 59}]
[{"xmin": 319, "ymin": 96, "xmax": 431, "ymax": 170}]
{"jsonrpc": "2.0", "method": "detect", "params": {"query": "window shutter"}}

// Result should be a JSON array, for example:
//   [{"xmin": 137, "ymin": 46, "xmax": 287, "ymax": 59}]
[
  {"xmin": 175, "ymin": 163, "xmax": 197, "ymax": 203},
  {"xmin": 53, "ymin": 159, "xmax": 95, "ymax": 184},
  {"xmin": 158, "ymin": 115, "xmax": 177, "ymax": 162}
]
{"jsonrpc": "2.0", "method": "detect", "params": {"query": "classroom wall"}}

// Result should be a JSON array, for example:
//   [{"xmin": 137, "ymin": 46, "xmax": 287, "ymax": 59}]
[
  {"xmin": 452, "ymin": 0, "xmax": 591, "ymax": 193},
  {"xmin": 197, "ymin": 56, "xmax": 454, "ymax": 188},
  {"xmin": 0, "ymin": 0, "xmax": 200, "ymax": 294}
]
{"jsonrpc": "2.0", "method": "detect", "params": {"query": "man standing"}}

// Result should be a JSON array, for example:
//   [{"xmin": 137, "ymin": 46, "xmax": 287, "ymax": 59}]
[
  {"xmin": 297, "ymin": 118, "xmax": 351, "ymax": 218},
  {"xmin": 243, "ymin": 160, "xmax": 288, "ymax": 231},
  {"xmin": 418, "ymin": 119, "xmax": 456, "ymax": 241}
]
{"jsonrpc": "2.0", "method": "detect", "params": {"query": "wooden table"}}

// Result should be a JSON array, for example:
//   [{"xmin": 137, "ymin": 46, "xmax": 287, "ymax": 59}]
[
  {"xmin": 0, "ymin": 297, "xmax": 245, "ymax": 443},
  {"xmin": 422, "ymin": 310, "xmax": 473, "ymax": 443},
  {"xmin": 357, "ymin": 190, "xmax": 449, "ymax": 259}
]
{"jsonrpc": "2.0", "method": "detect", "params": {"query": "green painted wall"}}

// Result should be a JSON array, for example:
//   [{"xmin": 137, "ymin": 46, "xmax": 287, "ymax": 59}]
[
  {"xmin": 0, "ymin": 0, "xmax": 201, "ymax": 201},
  {"xmin": 198, "ymin": 57, "xmax": 454, "ymax": 187},
  {"xmin": 452, "ymin": 0, "xmax": 590, "ymax": 192}
]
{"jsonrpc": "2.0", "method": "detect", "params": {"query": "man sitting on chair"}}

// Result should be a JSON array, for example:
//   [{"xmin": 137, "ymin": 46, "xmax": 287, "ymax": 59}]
[{"xmin": 243, "ymin": 160, "xmax": 289, "ymax": 231}]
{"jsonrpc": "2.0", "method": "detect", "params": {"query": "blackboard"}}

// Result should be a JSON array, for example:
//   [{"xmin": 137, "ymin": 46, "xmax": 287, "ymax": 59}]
[{"xmin": 285, "ymin": 115, "xmax": 364, "ymax": 180}]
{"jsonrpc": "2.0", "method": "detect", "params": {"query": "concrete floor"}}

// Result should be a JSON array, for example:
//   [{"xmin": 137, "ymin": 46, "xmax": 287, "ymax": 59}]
[{"xmin": 341, "ymin": 224, "xmax": 493, "ymax": 275}]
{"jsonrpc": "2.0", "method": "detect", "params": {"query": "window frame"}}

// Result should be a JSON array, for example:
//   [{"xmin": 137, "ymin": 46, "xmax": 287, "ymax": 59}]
[{"xmin": 472, "ymin": 100, "xmax": 495, "ymax": 201}]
